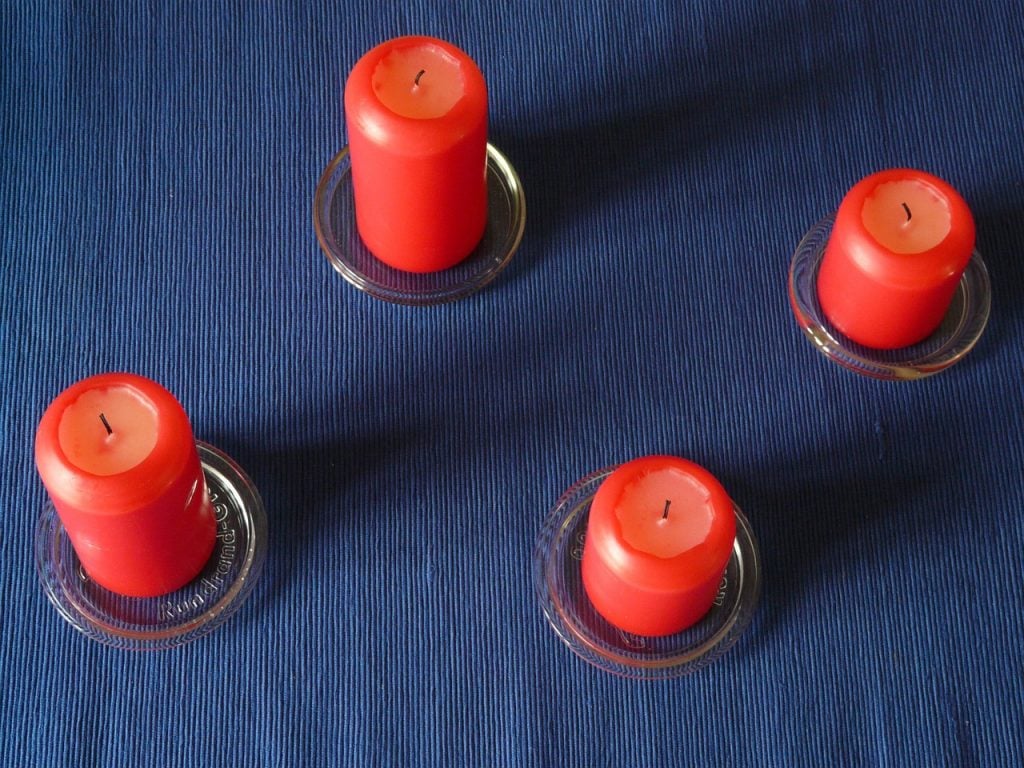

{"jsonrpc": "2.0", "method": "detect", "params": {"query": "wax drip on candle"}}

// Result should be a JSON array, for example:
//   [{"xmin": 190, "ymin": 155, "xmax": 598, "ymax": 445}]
[
  {"xmin": 662, "ymin": 499, "xmax": 671, "ymax": 520},
  {"xmin": 902, "ymin": 202, "xmax": 912, "ymax": 222},
  {"xmin": 98, "ymin": 412, "xmax": 113, "ymax": 436},
  {"xmin": 414, "ymin": 69, "xmax": 426, "ymax": 87}
]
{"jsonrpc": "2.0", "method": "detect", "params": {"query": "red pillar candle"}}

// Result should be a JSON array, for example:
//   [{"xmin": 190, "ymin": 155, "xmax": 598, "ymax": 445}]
[
  {"xmin": 35, "ymin": 373, "xmax": 217, "ymax": 597},
  {"xmin": 581, "ymin": 456, "xmax": 736, "ymax": 637},
  {"xmin": 816, "ymin": 169, "xmax": 976, "ymax": 349},
  {"xmin": 344, "ymin": 35, "xmax": 488, "ymax": 273}
]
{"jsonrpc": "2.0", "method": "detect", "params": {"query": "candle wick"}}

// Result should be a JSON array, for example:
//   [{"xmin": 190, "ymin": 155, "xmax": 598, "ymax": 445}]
[
  {"xmin": 662, "ymin": 500, "xmax": 671, "ymax": 520},
  {"xmin": 414, "ymin": 69, "xmax": 426, "ymax": 87},
  {"xmin": 99, "ymin": 412, "xmax": 113, "ymax": 436},
  {"xmin": 902, "ymin": 202, "xmax": 912, "ymax": 222}
]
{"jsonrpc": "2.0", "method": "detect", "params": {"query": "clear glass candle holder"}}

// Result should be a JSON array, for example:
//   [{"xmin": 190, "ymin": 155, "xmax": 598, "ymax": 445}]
[
  {"xmin": 314, "ymin": 143, "xmax": 526, "ymax": 305},
  {"xmin": 35, "ymin": 442, "xmax": 268, "ymax": 650},
  {"xmin": 789, "ymin": 214, "xmax": 991, "ymax": 380},
  {"xmin": 534, "ymin": 466, "xmax": 761, "ymax": 679}
]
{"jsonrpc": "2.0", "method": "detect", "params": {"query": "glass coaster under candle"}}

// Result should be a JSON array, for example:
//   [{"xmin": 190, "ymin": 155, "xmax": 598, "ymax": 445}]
[
  {"xmin": 313, "ymin": 143, "xmax": 526, "ymax": 305},
  {"xmin": 534, "ymin": 467, "xmax": 761, "ymax": 679},
  {"xmin": 789, "ymin": 214, "xmax": 991, "ymax": 380},
  {"xmin": 35, "ymin": 441, "xmax": 267, "ymax": 650}
]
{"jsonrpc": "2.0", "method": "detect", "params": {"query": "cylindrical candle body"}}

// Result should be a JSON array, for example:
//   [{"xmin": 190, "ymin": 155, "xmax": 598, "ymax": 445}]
[
  {"xmin": 344, "ymin": 35, "xmax": 488, "ymax": 273},
  {"xmin": 35, "ymin": 373, "xmax": 216, "ymax": 597},
  {"xmin": 816, "ymin": 169, "xmax": 976, "ymax": 349},
  {"xmin": 581, "ymin": 456, "xmax": 736, "ymax": 637}
]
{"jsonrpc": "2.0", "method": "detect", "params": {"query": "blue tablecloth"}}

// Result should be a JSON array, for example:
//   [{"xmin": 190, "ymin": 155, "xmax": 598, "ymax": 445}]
[{"xmin": 2, "ymin": 1, "xmax": 1022, "ymax": 765}]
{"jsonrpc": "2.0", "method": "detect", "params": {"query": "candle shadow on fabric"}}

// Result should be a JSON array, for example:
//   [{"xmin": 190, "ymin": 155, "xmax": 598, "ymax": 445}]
[
  {"xmin": 715, "ymin": 418, "xmax": 963, "ymax": 639},
  {"xmin": 202, "ymin": 421, "xmax": 439, "ymax": 606},
  {"xmin": 491, "ymin": 5, "xmax": 857, "ymax": 281},
  {"xmin": 969, "ymin": 202, "xmax": 1024, "ymax": 354}
]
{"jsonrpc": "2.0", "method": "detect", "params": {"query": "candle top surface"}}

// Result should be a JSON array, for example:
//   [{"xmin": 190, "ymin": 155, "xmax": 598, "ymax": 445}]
[
  {"xmin": 615, "ymin": 468, "xmax": 714, "ymax": 559},
  {"xmin": 861, "ymin": 179, "xmax": 952, "ymax": 254},
  {"xmin": 586, "ymin": 456, "xmax": 736, "ymax": 590},
  {"xmin": 372, "ymin": 43, "xmax": 465, "ymax": 119},
  {"xmin": 57, "ymin": 386, "xmax": 159, "ymax": 476}
]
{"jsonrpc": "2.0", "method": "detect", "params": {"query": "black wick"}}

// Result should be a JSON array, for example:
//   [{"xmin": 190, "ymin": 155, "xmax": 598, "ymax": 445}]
[
  {"xmin": 902, "ymin": 202, "xmax": 912, "ymax": 221},
  {"xmin": 414, "ymin": 69, "xmax": 426, "ymax": 87},
  {"xmin": 99, "ymin": 412, "xmax": 113, "ymax": 436},
  {"xmin": 662, "ymin": 499, "xmax": 671, "ymax": 520}
]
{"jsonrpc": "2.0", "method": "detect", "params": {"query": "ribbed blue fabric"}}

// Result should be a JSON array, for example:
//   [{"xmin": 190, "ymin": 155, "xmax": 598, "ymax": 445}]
[{"xmin": 2, "ymin": 1, "xmax": 1022, "ymax": 765}]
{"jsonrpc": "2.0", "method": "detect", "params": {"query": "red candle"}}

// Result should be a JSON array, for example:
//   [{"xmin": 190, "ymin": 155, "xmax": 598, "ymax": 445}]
[
  {"xmin": 816, "ymin": 169, "xmax": 976, "ymax": 349},
  {"xmin": 581, "ymin": 456, "xmax": 736, "ymax": 637},
  {"xmin": 344, "ymin": 36, "xmax": 488, "ymax": 273},
  {"xmin": 35, "ymin": 373, "xmax": 216, "ymax": 597}
]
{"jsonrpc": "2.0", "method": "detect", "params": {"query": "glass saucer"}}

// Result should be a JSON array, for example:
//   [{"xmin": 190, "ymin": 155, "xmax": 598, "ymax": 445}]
[
  {"xmin": 789, "ymin": 214, "xmax": 991, "ymax": 380},
  {"xmin": 35, "ymin": 442, "xmax": 267, "ymax": 650},
  {"xmin": 534, "ymin": 467, "xmax": 761, "ymax": 679},
  {"xmin": 313, "ymin": 143, "xmax": 526, "ymax": 305}
]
